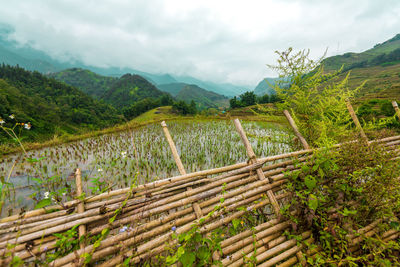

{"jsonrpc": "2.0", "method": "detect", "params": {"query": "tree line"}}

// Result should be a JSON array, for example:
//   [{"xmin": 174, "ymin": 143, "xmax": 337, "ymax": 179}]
[{"xmin": 229, "ymin": 91, "xmax": 279, "ymax": 109}]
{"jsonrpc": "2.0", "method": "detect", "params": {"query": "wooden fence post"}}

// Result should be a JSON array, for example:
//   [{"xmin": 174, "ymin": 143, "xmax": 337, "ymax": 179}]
[
  {"xmin": 233, "ymin": 118, "xmax": 281, "ymax": 217},
  {"xmin": 345, "ymin": 100, "xmax": 368, "ymax": 142},
  {"xmin": 392, "ymin": 101, "xmax": 400, "ymax": 119},
  {"xmin": 283, "ymin": 110, "xmax": 310, "ymax": 149},
  {"xmin": 75, "ymin": 168, "xmax": 86, "ymax": 251},
  {"xmin": 161, "ymin": 121, "xmax": 203, "ymax": 218}
]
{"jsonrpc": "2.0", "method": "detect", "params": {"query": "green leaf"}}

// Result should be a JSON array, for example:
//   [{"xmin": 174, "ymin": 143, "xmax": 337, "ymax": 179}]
[
  {"xmin": 389, "ymin": 221, "xmax": 400, "ymax": 230},
  {"xmin": 179, "ymin": 251, "xmax": 195, "ymax": 267},
  {"xmin": 197, "ymin": 245, "xmax": 210, "ymax": 262},
  {"xmin": 34, "ymin": 198, "xmax": 52, "ymax": 209},
  {"xmin": 232, "ymin": 218, "xmax": 240, "ymax": 230},
  {"xmin": 308, "ymin": 194, "xmax": 318, "ymax": 210},
  {"xmin": 304, "ymin": 176, "xmax": 317, "ymax": 191}
]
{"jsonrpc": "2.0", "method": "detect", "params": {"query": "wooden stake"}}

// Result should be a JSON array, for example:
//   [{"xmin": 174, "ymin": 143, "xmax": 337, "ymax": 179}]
[
  {"xmin": 283, "ymin": 110, "xmax": 310, "ymax": 149},
  {"xmin": 75, "ymin": 169, "xmax": 86, "ymax": 251},
  {"xmin": 161, "ymin": 121, "xmax": 203, "ymax": 218},
  {"xmin": 392, "ymin": 101, "xmax": 400, "ymax": 119},
  {"xmin": 161, "ymin": 121, "xmax": 186, "ymax": 175},
  {"xmin": 346, "ymin": 100, "xmax": 368, "ymax": 142},
  {"xmin": 233, "ymin": 118, "xmax": 281, "ymax": 217}
]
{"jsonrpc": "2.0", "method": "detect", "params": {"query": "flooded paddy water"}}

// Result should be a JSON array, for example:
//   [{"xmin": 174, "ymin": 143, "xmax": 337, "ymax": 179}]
[{"xmin": 0, "ymin": 120, "xmax": 295, "ymax": 217}]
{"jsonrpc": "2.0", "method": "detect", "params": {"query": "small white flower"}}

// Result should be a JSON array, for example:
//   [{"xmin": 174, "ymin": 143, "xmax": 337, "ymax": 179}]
[
  {"xmin": 119, "ymin": 226, "xmax": 128, "ymax": 233},
  {"xmin": 9, "ymin": 114, "xmax": 14, "ymax": 119},
  {"xmin": 98, "ymin": 168, "xmax": 103, "ymax": 172},
  {"xmin": 24, "ymin": 122, "xmax": 31, "ymax": 130},
  {"xmin": 121, "ymin": 151, "xmax": 127, "ymax": 158},
  {"xmin": 44, "ymin": 192, "xmax": 50, "ymax": 199},
  {"xmin": 0, "ymin": 118, "xmax": 4, "ymax": 125}
]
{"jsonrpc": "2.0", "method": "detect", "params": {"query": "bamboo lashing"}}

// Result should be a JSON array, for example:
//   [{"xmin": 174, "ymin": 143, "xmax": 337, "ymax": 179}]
[
  {"xmin": 75, "ymin": 168, "xmax": 86, "ymax": 251},
  {"xmin": 392, "ymin": 101, "xmax": 400, "ymax": 119},
  {"xmin": 233, "ymin": 118, "xmax": 281, "ymax": 217},
  {"xmin": 161, "ymin": 121, "xmax": 203, "ymax": 218},
  {"xmin": 346, "ymin": 100, "xmax": 368, "ymax": 142},
  {"xmin": 283, "ymin": 109, "xmax": 310, "ymax": 149}
]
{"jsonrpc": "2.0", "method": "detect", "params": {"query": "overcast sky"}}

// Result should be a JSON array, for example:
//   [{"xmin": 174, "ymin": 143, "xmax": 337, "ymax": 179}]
[{"xmin": 0, "ymin": 0, "xmax": 399, "ymax": 87}]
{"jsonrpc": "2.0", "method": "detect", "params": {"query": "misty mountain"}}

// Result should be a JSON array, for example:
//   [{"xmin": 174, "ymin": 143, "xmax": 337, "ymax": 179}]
[
  {"xmin": 175, "ymin": 84, "xmax": 229, "ymax": 109},
  {"xmin": 253, "ymin": 78, "xmax": 279, "ymax": 96},
  {"xmin": 0, "ymin": 28, "xmax": 247, "ymax": 98}
]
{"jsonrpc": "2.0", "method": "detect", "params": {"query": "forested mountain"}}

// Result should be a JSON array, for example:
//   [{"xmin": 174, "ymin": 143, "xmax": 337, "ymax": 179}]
[
  {"xmin": 253, "ymin": 78, "xmax": 279, "ymax": 96},
  {"xmin": 157, "ymin": 83, "xmax": 187, "ymax": 96},
  {"xmin": 175, "ymin": 84, "xmax": 229, "ymax": 109},
  {"xmin": 101, "ymin": 73, "xmax": 169, "ymax": 108},
  {"xmin": 0, "ymin": 65, "xmax": 121, "ymax": 142},
  {"xmin": 48, "ymin": 68, "xmax": 116, "ymax": 98}
]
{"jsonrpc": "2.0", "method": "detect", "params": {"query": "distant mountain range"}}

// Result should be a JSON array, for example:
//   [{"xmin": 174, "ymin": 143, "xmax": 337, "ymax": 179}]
[
  {"xmin": 0, "ymin": 27, "xmax": 247, "ymax": 97},
  {"xmin": 50, "ymin": 68, "xmax": 228, "ymax": 109}
]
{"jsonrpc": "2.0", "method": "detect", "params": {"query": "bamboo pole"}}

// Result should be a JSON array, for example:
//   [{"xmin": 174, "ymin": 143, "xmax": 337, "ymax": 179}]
[
  {"xmin": 255, "ymin": 231, "xmax": 311, "ymax": 266},
  {"xmin": 281, "ymin": 110, "xmax": 308, "ymax": 263},
  {"xmin": 233, "ymin": 118, "xmax": 281, "ymax": 217},
  {"xmin": 161, "ymin": 121, "xmax": 186, "ymax": 175},
  {"xmin": 258, "ymin": 236, "xmax": 314, "ymax": 267},
  {"xmin": 346, "ymin": 100, "xmax": 368, "ymax": 142},
  {"xmin": 283, "ymin": 110, "xmax": 310, "ymax": 149},
  {"xmin": 75, "ymin": 168, "xmax": 86, "ymax": 251},
  {"xmin": 392, "ymin": 101, "xmax": 400, "ymax": 119},
  {"xmin": 161, "ymin": 121, "xmax": 203, "ymax": 218}
]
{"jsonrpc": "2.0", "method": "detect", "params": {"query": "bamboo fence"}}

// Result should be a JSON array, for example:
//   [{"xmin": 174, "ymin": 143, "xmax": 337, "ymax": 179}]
[{"xmin": 0, "ymin": 101, "xmax": 399, "ymax": 266}]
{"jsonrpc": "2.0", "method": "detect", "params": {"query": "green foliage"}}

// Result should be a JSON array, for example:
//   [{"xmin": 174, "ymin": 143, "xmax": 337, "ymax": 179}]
[
  {"xmin": 282, "ymin": 141, "xmax": 400, "ymax": 265},
  {"xmin": 268, "ymin": 48, "xmax": 363, "ymax": 146},
  {"xmin": 172, "ymin": 100, "xmax": 197, "ymax": 115},
  {"xmin": 229, "ymin": 91, "xmax": 279, "ymax": 109},
  {"xmin": 101, "ymin": 73, "xmax": 169, "ymax": 109},
  {"xmin": 174, "ymin": 84, "xmax": 229, "ymax": 110},
  {"xmin": 48, "ymin": 68, "xmax": 116, "ymax": 98},
  {"xmin": 122, "ymin": 95, "xmax": 173, "ymax": 120},
  {"xmin": 0, "ymin": 64, "xmax": 122, "ymax": 143}
]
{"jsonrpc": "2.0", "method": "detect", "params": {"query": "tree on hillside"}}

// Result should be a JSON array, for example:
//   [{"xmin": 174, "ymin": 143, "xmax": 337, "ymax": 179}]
[
  {"xmin": 229, "ymin": 96, "xmax": 241, "ymax": 109},
  {"xmin": 239, "ymin": 91, "xmax": 256, "ymax": 106}
]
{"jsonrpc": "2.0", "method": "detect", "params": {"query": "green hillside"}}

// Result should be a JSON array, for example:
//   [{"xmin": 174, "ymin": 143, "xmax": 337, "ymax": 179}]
[
  {"xmin": 157, "ymin": 82, "xmax": 187, "ymax": 96},
  {"xmin": 318, "ymin": 34, "xmax": 400, "ymax": 101},
  {"xmin": 175, "ymin": 84, "xmax": 229, "ymax": 109},
  {"xmin": 101, "ymin": 73, "xmax": 168, "ymax": 108},
  {"xmin": 323, "ymin": 34, "xmax": 400, "ymax": 72},
  {"xmin": 253, "ymin": 77, "xmax": 279, "ymax": 96},
  {"xmin": 0, "ymin": 65, "xmax": 121, "ymax": 143},
  {"xmin": 48, "ymin": 68, "xmax": 116, "ymax": 98}
]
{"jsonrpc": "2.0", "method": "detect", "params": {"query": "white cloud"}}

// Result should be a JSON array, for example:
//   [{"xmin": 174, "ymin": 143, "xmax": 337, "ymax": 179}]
[{"xmin": 0, "ymin": 0, "xmax": 399, "ymax": 86}]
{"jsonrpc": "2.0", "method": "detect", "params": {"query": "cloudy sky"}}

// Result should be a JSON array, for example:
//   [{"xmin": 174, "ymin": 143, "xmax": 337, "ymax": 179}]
[{"xmin": 0, "ymin": 0, "xmax": 399, "ymax": 86}]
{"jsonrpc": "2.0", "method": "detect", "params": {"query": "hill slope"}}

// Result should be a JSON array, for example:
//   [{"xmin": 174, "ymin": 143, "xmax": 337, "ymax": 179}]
[
  {"xmin": 157, "ymin": 83, "xmax": 187, "ymax": 96},
  {"xmin": 48, "ymin": 68, "xmax": 116, "ymax": 98},
  {"xmin": 323, "ymin": 34, "xmax": 400, "ymax": 72},
  {"xmin": 101, "ymin": 73, "xmax": 168, "ymax": 108},
  {"xmin": 0, "ymin": 65, "xmax": 121, "ymax": 142},
  {"xmin": 175, "ymin": 84, "xmax": 229, "ymax": 109},
  {"xmin": 253, "ymin": 78, "xmax": 279, "ymax": 96}
]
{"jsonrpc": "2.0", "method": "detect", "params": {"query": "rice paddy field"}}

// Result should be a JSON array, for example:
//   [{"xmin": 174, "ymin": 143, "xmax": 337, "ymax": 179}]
[{"xmin": 0, "ymin": 119, "xmax": 295, "ymax": 217}]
